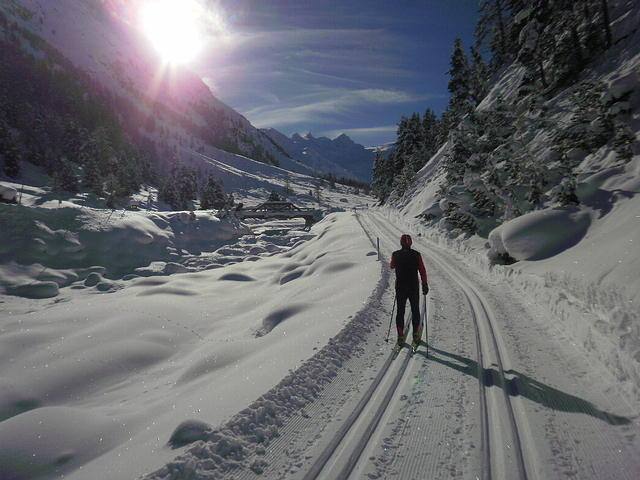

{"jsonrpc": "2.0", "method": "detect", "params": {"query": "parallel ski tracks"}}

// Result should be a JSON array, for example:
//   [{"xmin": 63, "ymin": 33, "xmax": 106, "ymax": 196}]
[
  {"xmin": 366, "ymin": 211, "xmax": 529, "ymax": 480},
  {"xmin": 301, "ymin": 213, "xmax": 415, "ymax": 480}
]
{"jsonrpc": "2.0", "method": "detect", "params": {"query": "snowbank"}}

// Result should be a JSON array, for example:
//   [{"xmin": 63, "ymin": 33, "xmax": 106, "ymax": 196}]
[
  {"xmin": 488, "ymin": 207, "xmax": 591, "ymax": 262},
  {"xmin": 0, "ymin": 203, "xmax": 249, "ymax": 298},
  {"xmin": 0, "ymin": 184, "xmax": 17, "ymax": 203}
]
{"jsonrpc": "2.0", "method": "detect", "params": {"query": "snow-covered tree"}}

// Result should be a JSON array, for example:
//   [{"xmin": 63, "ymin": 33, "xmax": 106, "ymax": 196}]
[
  {"xmin": 80, "ymin": 127, "xmax": 114, "ymax": 195},
  {"xmin": 159, "ymin": 159, "xmax": 198, "ymax": 210},
  {"xmin": 551, "ymin": 176, "xmax": 579, "ymax": 206},
  {"xmin": 175, "ymin": 166, "xmax": 198, "ymax": 209},
  {"xmin": 159, "ymin": 179, "xmax": 180, "ymax": 209},
  {"xmin": 200, "ymin": 175, "xmax": 227, "ymax": 210},
  {"xmin": 469, "ymin": 46, "xmax": 490, "ymax": 105},
  {"xmin": 52, "ymin": 157, "xmax": 79, "ymax": 193},
  {"xmin": 446, "ymin": 38, "xmax": 473, "ymax": 127},
  {"xmin": 0, "ymin": 119, "xmax": 20, "ymax": 178}
]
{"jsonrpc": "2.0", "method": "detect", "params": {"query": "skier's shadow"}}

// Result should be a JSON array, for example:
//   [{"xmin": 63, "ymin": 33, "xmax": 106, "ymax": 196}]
[{"xmin": 415, "ymin": 345, "xmax": 632, "ymax": 426}]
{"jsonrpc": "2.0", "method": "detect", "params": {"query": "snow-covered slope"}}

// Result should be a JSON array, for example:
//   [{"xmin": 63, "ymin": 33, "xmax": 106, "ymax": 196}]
[
  {"xmin": 0, "ymin": 0, "xmax": 308, "ymax": 172},
  {"xmin": 262, "ymin": 128, "xmax": 375, "ymax": 182},
  {"xmin": 397, "ymin": 1, "xmax": 640, "ymax": 302},
  {"xmin": 384, "ymin": 0, "xmax": 640, "ymax": 419}
]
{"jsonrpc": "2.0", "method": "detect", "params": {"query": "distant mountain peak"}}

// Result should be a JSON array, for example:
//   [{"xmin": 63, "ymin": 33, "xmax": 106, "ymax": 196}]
[
  {"xmin": 262, "ymin": 129, "xmax": 374, "ymax": 182},
  {"xmin": 333, "ymin": 133, "xmax": 355, "ymax": 145}
]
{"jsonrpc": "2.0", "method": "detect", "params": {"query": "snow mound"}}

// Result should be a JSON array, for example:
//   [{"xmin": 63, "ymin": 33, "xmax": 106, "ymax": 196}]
[
  {"xmin": 0, "ymin": 204, "xmax": 248, "ymax": 298},
  {"xmin": 488, "ymin": 208, "xmax": 591, "ymax": 262},
  {"xmin": 0, "ymin": 184, "xmax": 17, "ymax": 203},
  {"xmin": 6, "ymin": 281, "xmax": 59, "ymax": 299},
  {"xmin": 144, "ymin": 225, "xmax": 388, "ymax": 479},
  {"xmin": 168, "ymin": 420, "xmax": 213, "ymax": 448},
  {"xmin": 0, "ymin": 406, "xmax": 127, "ymax": 480}
]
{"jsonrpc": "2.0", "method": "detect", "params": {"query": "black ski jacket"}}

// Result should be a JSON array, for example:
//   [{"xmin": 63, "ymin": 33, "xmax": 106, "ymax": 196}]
[{"xmin": 390, "ymin": 248, "xmax": 428, "ymax": 292}]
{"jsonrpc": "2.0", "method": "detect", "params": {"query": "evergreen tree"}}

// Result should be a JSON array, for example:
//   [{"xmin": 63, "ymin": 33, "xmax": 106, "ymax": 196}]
[
  {"xmin": 200, "ymin": 175, "xmax": 227, "ymax": 210},
  {"xmin": 175, "ymin": 165, "xmax": 198, "ymax": 209},
  {"xmin": 80, "ymin": 127, "xmax": 114, "ymax": 195},
  {"xmin": 82, "ymin": 155, "xmax": 103, "ymax": 195},
  {"xmin": 159, "ymin": 179, "xmax": 180, "ymax": 209},
  {"xmin": 476, "ymin": 0, "xmax": 510, "ymax": 68},
  {"xmin": 469, "ymin": 46, "xmax": 490, "ymax": 105},
  {"xmin": 158, "ymin": 158, "xmax": 198, "ymax": 210},
  {"xmin": 612, "ymin": 123, "xmax": 635, "ymax": 162},
  {"xmin": 52, "ymin": 157, "xmax": 79, "ymax": 193},
  {"xmin": 0, "ymin": 119, "xmax": 20, "ymax": 178},
  {"xmin": 371, "ymin": 151, "xmax": 395, "ymax": 202},
  {"xmin": 446, "ymin": 39, "xmax": 473, "ymax": 129},
  {"xmin": 422, "ymin": 108, "xmax": 439, "ymax": 155}
]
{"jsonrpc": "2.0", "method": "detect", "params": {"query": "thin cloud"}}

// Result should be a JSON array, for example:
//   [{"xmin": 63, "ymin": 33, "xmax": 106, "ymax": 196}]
[
  {"xmin": 322, "ymin": 125, "xmax": 398, "ymax": 138},
  {"xmin": 246, "ymin": 88, "xmax": 429, "ymax": 128}
]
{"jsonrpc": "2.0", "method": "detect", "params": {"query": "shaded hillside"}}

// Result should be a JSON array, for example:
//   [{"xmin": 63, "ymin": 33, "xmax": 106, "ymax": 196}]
[{"xmin": 262, "ymin": 128, "xmax": 375, "ymax": 182}]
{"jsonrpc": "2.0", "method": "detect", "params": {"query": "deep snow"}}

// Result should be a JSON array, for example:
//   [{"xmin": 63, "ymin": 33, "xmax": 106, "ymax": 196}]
[{"xmin": 0, "ymin": 211, "xmax": 380, "ymax": 479}]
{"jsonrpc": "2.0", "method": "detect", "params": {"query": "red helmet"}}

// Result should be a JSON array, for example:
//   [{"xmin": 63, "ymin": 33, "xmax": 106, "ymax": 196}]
[{"xmin": 400, "ymin": 234, "xmax": 412, "ymax": 248}]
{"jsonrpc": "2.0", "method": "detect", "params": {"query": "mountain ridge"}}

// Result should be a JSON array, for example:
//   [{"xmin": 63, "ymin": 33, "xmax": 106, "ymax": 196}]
[{"xmin": 261, "ymin": 128, "xmax": 375, "ymax": 182}]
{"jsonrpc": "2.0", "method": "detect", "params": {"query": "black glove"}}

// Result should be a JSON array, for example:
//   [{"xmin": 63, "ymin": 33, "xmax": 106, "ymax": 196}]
[{"xmin": 422, "ymin": 283, "xmax": 429, "ymax": 295}]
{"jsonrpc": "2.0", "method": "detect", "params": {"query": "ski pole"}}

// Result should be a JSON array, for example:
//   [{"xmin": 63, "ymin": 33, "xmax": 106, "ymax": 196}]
[
  {"xmin": 385, "ymin": 292, "xmax": 397, "ymax": 343},
  {"xmin": 423, "ymin": 293, "xmax": 428, "ymax": 356}
]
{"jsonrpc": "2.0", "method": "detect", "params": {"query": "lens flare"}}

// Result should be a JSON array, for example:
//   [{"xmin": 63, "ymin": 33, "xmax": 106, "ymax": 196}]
[{"xmin": 141, "ymin": 0, "xmax": 203, "ymax": 65}]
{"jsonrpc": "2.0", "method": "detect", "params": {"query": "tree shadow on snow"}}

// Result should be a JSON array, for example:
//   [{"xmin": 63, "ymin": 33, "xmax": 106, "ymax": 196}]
[
  {"xmin": 416, "ymin": 345, "xmax": 633, "ymax": 426},
  {"xmin": 579, "ymin": 187, "xmax": 636, "ymax": 219}
]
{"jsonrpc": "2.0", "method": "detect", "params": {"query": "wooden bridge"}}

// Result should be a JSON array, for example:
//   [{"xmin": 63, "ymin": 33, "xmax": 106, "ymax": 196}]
[{"xmin": 235, "ymin": 200, "xmax": 323, "ymax": 227}]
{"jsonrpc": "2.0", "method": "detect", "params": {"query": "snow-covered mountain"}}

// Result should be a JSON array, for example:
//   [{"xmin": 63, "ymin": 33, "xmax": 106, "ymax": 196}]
[
  {"xmin": 262, "ymin": 128, "xmax": 375, "ymax": 182},
  {"xmin": 0, "ymin": 0, "xmax": 310, "ymax": 175}
]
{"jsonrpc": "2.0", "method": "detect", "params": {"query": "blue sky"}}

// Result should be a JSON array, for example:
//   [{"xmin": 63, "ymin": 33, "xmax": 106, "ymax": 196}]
[{"xmin": 197, "ymin": 1, "xmax": 479, "ymax": 146}]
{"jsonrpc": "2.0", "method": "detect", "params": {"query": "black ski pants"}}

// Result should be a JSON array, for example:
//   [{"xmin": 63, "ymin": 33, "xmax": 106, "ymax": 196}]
[{"xmin": 396, "ymin": 287, "xmax": 420, "ymax": 339}]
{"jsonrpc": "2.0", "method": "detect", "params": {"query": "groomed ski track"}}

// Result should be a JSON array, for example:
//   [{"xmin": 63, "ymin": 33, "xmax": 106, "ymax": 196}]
[
  {"xmin": 171, "ymin": 209, "xmax": 640, "ymax": 480},
  {"xmin": 361, "ymin": 211, "xmax": 527, "ymax": 480}
]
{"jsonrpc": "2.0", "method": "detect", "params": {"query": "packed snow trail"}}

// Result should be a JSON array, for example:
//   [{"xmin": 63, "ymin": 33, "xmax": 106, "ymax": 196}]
[
  {"xmin": 363, "ymin": 211, "xmax": 528, "ymax": 480},
  {"xmin": 202, "ymin": 209, "xmax": 640, "ymax": 480},
  {"xmin": 359, "ymin": 210, "xmax": 639, "ymax": 480}
]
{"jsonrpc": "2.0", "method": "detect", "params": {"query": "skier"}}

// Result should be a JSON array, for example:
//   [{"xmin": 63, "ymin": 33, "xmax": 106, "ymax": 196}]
[{"xmin": 390, "ymin": 234, "xmax": 429, "ymax": 349}]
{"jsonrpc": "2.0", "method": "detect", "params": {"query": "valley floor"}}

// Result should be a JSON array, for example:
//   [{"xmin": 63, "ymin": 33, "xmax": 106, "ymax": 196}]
[
  {"xmin": 148, "ymin": 210, "xmax": 640, "ymax": 480},
  {"xmin": 1, "ymin": 209, "xmax": 638, "ymax": 480}
]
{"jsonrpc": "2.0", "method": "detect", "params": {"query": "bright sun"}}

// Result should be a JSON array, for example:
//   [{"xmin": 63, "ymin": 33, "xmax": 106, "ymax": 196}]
[{"xmin": 141, "ymin": 0, "xmax": 204, "ymax": 65}]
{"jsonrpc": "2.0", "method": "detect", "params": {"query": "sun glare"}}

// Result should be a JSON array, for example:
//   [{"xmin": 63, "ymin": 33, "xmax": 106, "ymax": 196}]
[{"xmin": 141, "ymin": 0, "xmax": 204, "ymax": 65}]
